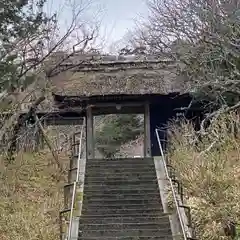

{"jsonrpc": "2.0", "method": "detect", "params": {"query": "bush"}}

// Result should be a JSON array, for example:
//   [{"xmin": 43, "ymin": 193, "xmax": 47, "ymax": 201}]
[
  {"xmin": 0, "ymin": 151, "xmax": 68, "ymax": 240},
  {"xmin": 168, "ymin": 113, "xmax": 240, "ymax": 239}
]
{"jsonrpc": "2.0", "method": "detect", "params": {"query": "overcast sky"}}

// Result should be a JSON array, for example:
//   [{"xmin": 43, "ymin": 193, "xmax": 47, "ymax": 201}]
[
  {"xmin": 46, "ymin": 0, "xmax": 148, "ymax": 52},
  {"xmin": 97, "ymin": 0, "xmax": 147, "ymax": 46}
]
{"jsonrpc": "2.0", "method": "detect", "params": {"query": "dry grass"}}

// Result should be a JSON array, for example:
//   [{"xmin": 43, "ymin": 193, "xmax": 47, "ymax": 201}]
[
  {"xmin": 168, "ymin": 113, "xmax": 240, "ymax": 239},
  {"xmin": 0, "ymin": 151, "xmax": 69, "ymax": 240}
]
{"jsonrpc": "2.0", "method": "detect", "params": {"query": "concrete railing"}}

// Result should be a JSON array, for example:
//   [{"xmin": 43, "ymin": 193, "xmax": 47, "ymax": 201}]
[{"xmin": 155, "ymin": 128, "xmax": 195, "ymax": 240}]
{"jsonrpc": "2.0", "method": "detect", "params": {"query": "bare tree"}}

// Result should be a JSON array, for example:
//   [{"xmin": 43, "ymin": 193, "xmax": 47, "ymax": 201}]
[
  {"xmin": 128, "ymin": 0, "xmax": 240, "ymax": 111},
  {"xmin": 0, "ymin": 0, "xmax": 100, "ymax": 159}
]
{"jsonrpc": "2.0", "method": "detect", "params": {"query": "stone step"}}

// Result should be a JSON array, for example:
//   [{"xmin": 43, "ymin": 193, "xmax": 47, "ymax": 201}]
[
  {"xmin": 75, "ymin": 157, "xmax": 172, "ymax": 239},
  {"xmin": 79, "ymin": 228, "xmax": 172, "ymax": 237},
  {"xmin": 83, "ymin": 193, "xmax": 161, "ymax": 201},
  {"xmin": 83, "ymin": 183, "xmax": 159, "ymax": 191},
  {"xmin": 85, "ymin": 166, "xmax": 156, "ymax": 174},
  {"xmin": 84, "ymin": 175, "xmax": 157, "ymax": 183},
  {"xmin": 79, "ymin": 215, "xmax": 169, "ymax": 224},
  {"xmin": 83, "ymin": 198, "xmax": 162, "ymax": 206},
  {"xmin": 80, "ymin": 213, "xmax": 167, "ymax": 218},
  {"xmin": 82, "ymin": 203, "xmax": 162, "ymax": 211},
  {"xmin": 84, "ymin": 180, "xmax": 158, "ymax": 186},
  {"xmin": 83, "ymin": 188, "xmax": 159, "ymax": 195},
  {"xmin": 79, "ymin": 222, "xmax": 171, "ymax": 231},
  {"xmin": 86, "ymin": 162, "xmax": 155, "ymax": 169},
  {"xmin": 86, "ymin": 158, "xmax": 153, "ymax": 164},
  {"xmin": 84, "ymin": 179, "xmax": 158, "ymax": 185},
  {"xmin": 81, "ymin": 208, "xmax": 164, "ymax": 215},
  {"xmin": 79, "ymin": 237, "xmax": 173, "ymax": 240},
  {"xmin": 85, "ymin": 172, "xmax": 157, "ymax": 178}
]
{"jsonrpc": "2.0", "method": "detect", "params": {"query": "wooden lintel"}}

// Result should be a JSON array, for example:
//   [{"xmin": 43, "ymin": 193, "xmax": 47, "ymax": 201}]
[
  {"xmin": 91, "ymin": 102, "xmax": 145, "ymax": 108},
  {"xmin": 92, "ymin": 105, "xmax": 145, "ymax": 116}
]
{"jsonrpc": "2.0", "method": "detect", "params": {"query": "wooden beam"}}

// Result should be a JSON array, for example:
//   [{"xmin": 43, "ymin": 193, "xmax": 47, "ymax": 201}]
[
  {"xmin": 92, "ymin": 105, "xmax": 144, "ymax": 115},
  {"xmin": 91, "ymin": 102, "xmax": 145, "ymax": 107}
]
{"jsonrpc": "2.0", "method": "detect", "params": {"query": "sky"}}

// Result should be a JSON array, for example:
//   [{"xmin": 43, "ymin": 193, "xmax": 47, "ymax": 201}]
[
  {"xmin": 46, "ymin": 0, "xmax": 148, "ymax": 52},
  {"xmin": 96, "ymin": 0, "xmax": 148, "ymax": 47}
]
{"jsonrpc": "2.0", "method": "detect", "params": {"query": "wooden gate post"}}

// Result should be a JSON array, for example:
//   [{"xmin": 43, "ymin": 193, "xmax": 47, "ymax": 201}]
[
  {"xmin": 144, "ymin": 103, "xmax": 151, "ymax": 157},
  {"xmin": 86, "ymin": 106, "xmax": 95, "ymax": 159}
]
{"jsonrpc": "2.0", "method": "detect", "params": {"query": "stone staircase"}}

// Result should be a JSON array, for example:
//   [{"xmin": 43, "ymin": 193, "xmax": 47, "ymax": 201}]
[{"xmin": 78, "ymin": 157, "xmax": 173, "ymax": 240}]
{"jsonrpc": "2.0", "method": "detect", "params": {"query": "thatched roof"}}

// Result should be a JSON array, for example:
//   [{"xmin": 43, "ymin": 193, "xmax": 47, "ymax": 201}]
[{"xmin": 49, "ymin": 56, "xmax": 187, "ymax": 96}]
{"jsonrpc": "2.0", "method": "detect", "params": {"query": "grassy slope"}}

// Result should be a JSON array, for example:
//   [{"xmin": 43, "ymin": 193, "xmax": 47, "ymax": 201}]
[
  {"xmin": 0, "ymin": 151, "xmax": 68, "ymax": 240},
  {"xmin": 168, "ymin": 114, "xmax": 240, "ymax": 239}
]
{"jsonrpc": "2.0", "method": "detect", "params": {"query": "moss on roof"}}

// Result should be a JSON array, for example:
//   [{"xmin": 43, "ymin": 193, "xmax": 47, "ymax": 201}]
[{"xmin": 49, "ymin": 59, "xmax": 187, "ymax": 96}]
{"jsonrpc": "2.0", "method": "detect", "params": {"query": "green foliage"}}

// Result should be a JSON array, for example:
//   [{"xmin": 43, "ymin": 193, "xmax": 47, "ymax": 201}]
[
  {"xmin": 96, "ymin": 114, "xmax": 143, "ymax": 158},
  {"xmin": 0, "ymin": 0, "xmax": 56, "ymax": 91}
]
